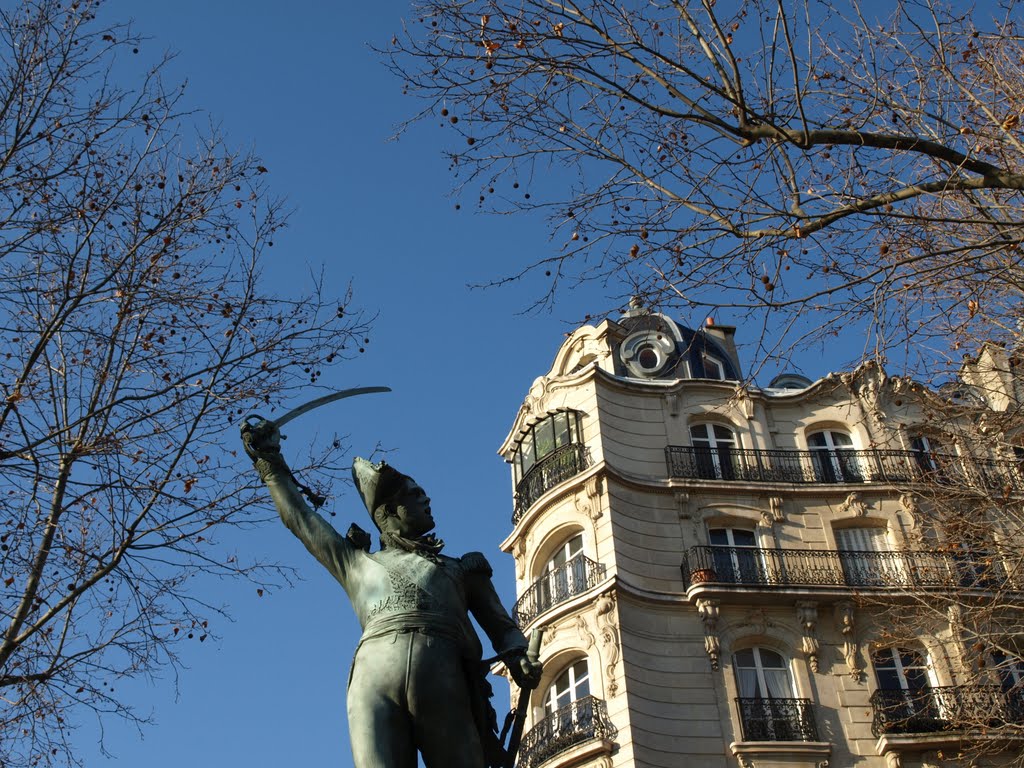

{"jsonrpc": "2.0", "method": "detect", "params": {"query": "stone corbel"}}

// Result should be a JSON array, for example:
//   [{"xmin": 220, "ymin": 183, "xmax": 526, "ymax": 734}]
[
  {"xmin": 697, "ymin": 598, "xmax": 722, "ymax": 671},
  {"xmin": 836, "ymin": 601, "xmax": 864, "ymax": 681},
  {"xmin": 797, "ymin": 601, "xmax": 820, "ymax": 673},
  {"xmin": 736, "ymin": 386, "xmax": 755, "ymax": 421},
  {"xmin": 761, "ymin": 496, "xmax": 784, "ymax": 528},
  {"xmin": 899, "ymin": 492, "xmax": 918, "ymax": 528},
  {"xmin": 675, "ymin": 491, "xmax": 693, "ymax": 520},
  {"xmin": 512, "ymin": 538, "xmax": 526, "ymax": 581},
  {"xmin": 665, "ymin": 392, "xmax": 680, "ymax": 417},
  {"xmin": 884, "ymin": 752, "xmax": 902, "ymax": 768},
  {"xmin": 595, "ymin": 593, "xmax": 621, "ymax": 697}
]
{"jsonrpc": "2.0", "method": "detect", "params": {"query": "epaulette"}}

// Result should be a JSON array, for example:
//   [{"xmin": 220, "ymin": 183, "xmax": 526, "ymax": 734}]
[{"xmin": 461, "ymin": 551, "xmax": 493, "ymax": 577}]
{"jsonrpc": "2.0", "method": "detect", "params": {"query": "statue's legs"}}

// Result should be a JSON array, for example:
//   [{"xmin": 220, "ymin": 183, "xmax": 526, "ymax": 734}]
[{"xmin": 348, "ymin": 631, "xmax": 484, "ymax": 768}]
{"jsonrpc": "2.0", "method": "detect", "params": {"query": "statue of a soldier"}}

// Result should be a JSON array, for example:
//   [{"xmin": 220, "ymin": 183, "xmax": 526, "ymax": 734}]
[{"xmin": 241, "ymin": 417, "xmax": 542, "ymax": 768}]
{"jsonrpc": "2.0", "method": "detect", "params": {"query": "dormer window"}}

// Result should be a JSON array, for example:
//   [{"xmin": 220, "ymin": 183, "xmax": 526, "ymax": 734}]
[{"xmin": 702, "ymin": 354, "xmax": 726, "ymax": 380}]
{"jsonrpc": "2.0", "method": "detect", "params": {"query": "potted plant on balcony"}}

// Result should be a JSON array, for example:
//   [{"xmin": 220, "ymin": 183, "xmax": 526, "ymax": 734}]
[{"xmin": 690, "ymin": 567, "xmax": 718, "ymax": 584}]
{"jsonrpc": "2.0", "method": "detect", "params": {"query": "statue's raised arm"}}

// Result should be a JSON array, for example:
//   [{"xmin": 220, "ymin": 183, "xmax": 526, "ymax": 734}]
[{"xmin": 240, "ymin": 415, "xmax": 542, "ymax": 768}]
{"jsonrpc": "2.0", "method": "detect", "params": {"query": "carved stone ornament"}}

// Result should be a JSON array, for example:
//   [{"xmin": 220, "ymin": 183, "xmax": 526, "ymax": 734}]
[
  {"xmin": 736, "ymin": 756, "xmax": 754, "ymax": 768},
  {"xmin": 575, "ymin": 615, "xmax": 596, "ymax": 650},
  {"xmin": 665, "ymin": 392, "xmax": 680, "ymax": 417},
  {"xmin": 697, "ymin": 598, "xmax": 722, "ymax": 671},
  {"xmin": 524, "ymin": 376, "xmax": 551, "ymax": 418},
  {"xmin": 837, "ymin": 492, "xmax": 870, "ymax": 517},
  {"xmin": 740, "ymin": 607, "xmax": 774, "ymax": 637},
  {"xmin": 675, "ymin": 491, "xmax": 693, "ymax": 520},
  {"xmin": 761, "ymin": 496, "xmax": 785, "ymax": 528},
  {"xmin": 596, "ymin": 593, "xmax": 621, "ymax": 696},
  {"xmin": 899, "ymin": 492, "xmax": 918, "ymax": 526},
  {"xmin": 512, "ymin": 538, "xmax": 526, "ymax": 580},
  {"xmin": 836, "ymin": 601, "xmax": 864, "ymax": 681},
  {"xmin": 736, "ymin": 386, "xmax": 755, "ymax": 420},
  {"xmin": 885, "ymin": 752, "xmax": 902, "ymax": 768},
  {"xmin": 797, "ymin": 601, "xmax": 820, "ymax": 673}
]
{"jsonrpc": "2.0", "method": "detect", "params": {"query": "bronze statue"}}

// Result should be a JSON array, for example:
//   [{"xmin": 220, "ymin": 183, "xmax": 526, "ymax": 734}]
[{"xmin": 241, "ymin": 416, "xmax": 542, "ymax": 768}]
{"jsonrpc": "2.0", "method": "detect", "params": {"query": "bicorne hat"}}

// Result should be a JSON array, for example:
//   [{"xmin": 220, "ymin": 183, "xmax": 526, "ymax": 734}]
[{"xmin": 351, "ymin": 457, "xmax": 414, "ymax": 531}]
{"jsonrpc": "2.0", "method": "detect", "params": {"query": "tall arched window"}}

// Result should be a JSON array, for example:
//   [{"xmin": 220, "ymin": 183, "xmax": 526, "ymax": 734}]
[
  {"xmin": 546, "ymin": 658, "xmax": 591, "ymax": 714},
  {"xmin": 808, "ymin": 430, "xmax": 861, "ymax": 483},
  {"xmin": 733, "ymin": 648, "xmax": 804, "ymax": 741},
  {"xmin": 690, "ymin": 423, "xmax": 738, "ymax": 480},
  {"xmin": 540, "ymin": 533, "xmax": 586, "ymax": 608},
  {"xmin": 871, "ymin": 648, "xmax": 938, "ymax": 731}
]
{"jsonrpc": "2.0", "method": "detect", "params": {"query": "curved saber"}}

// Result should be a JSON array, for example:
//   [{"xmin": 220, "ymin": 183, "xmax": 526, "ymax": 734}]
[{"xmin": 250, "ymin": 386, "xmax": 392, "ymax": 429}]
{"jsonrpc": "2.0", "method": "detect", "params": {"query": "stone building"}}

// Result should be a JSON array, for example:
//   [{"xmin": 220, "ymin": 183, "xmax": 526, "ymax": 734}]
[{"xmin": 499, "ymin": 306, "xmax": 1024, "ymax": 768}]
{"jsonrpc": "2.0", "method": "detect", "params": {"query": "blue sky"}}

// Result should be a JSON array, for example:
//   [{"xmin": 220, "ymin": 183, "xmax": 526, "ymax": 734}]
[{"xmin": 73, "ymin": 2, "xmax": 837, "ymax": 766}]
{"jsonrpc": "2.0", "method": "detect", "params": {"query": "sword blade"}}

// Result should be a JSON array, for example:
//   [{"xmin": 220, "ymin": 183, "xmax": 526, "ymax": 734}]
[{"xmin": 272, "ymin": 386, "xmax": 391, "ymax": 428}]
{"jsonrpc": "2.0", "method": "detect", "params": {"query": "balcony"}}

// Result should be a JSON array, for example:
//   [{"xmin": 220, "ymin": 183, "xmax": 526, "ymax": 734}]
[
  {"xmin": 665, "ymin": 446, "xmax": 1023, "ymax": 493},
  {"xmin": 736, "ymin": 698, "xmax": 820, "ymax": 742},
  {"xmin": 681, "ymin": 546, "xmax": 1018, "ymax": 594},
  {"xmin": 871, "ymin": 686, "xmax": 1024, "ymax": 737},
  {"xmin": 517, "ymin": 696, "xmax": 617, "ymax": 768},
  {"xmin": 513, "ymin": 555, "xmax": 607, "ymax": 627},
  {"xmin": 514, "ymin": 443, "xmax": 589, "ymax": 523}
]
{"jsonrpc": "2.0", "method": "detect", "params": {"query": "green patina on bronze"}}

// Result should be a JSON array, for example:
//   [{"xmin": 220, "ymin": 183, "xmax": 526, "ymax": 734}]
[{"xmin": 241, "ymin": 417, "xmax": 542, "ymax": 768}]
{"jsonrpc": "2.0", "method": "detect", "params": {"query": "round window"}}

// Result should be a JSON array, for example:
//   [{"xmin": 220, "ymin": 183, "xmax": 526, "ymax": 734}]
[{"xmin": 637, "ymin": 344, "xmax": 660, "ymax": 370}]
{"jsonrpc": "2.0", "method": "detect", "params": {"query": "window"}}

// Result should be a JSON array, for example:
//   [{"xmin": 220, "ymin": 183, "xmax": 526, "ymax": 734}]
[
  {"xmin": 702, "ymin": 354, "xmax": 726, "ymax": 380},
  {"xmin": 513, "ymin": 411, "xmax": 582, "ymax": 483},
  {"xmin": 911, "ymin": 435, "xmax": 946, "ymax": 477},
  {"xmin": 808, "ymin": 430, "xmax": 862, "ymax": 483},
  {"xmin": 872, "ymin": 648, "xmax": 939, "ymax": 729},
  {"xmin": 539, "ymin": 534, "xmax": 587, "ymax": 608},
  {"xmin": 990, "ymin": 649, "xmax": 1024, "ymax": 711},
  {"xmin": 690, "ymin": 423, "xmax": 738, "ymax": 480},
  {"xmin": 834, "ymin": 527, "xmax": 888, "ymax": 586},
  {"xmin": 546, "ymin": 658, "xmax": 591, "ymax": 714},
  {"xmin": 733, "ymin": 648, "xmax": 807, "ymax": 741},
  {"xmin": 708, "ymin": 528, "xmax": 760, "ymax": 583}
]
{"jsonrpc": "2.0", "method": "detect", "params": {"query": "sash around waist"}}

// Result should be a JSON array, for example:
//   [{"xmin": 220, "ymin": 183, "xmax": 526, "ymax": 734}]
[{"xmin": 359, "ymin": 611, "xmax": 468, "ymax": 646}]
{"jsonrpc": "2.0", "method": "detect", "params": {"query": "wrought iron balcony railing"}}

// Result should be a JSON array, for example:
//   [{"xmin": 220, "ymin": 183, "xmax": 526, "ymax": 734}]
[
  {"xmin": 513, "ymin": 555, "xmax": 607, "ymax": 627},
  {"xmin": 870, "ymin": 685, "xmax": 1024, "ymax": 737},
  {"xmin": 664, "ymin": 446, "xmax": 1024, "ymax": 493},
  {"xmin": 514, "ymin": 443, "xmax": 589, "ymax": 523},
  {"xmin": 736, "ymin": 698, "xmax": 820, "ymax": 742},
  {"xmin": 517, "ymin": 696, "xmax": 617, "ymax": 768},
  {"xmin": 682, "ymin": 546, "xmax": 1018, "ymax": 592}
]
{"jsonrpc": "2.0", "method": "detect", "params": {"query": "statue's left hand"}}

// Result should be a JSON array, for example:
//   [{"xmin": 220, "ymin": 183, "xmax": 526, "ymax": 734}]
[{"xmin": 507, "ymin": 650, "xmax": 543, "ymax": 690}]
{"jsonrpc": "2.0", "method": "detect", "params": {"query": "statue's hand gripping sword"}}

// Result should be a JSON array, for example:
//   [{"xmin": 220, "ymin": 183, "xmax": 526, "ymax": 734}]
[{"xmin": 240, "ymin": 386, "xmax": 391, "ymax": 507}]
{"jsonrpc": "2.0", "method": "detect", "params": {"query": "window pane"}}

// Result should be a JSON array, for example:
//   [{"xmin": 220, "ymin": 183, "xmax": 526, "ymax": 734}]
[
  {"xmin": 709, "ymin": 528, "xmax": 730, "ymax": 545},
  {"xmin": 554, "ymin": 412, "xmax": 571, "ymax": 448},
  {"xmin": 690, "ymin": 424, "xmax": 712, "ymax": 444},
  {"xmin": 830, "ymin": 431, "xmax": 853, "ymax": 447},
  {"xmin": 534, "ymin": 417, "xmax": 556, "ymax": 460},
  {"xmin": 520, "ymin": 433, "xmax": 535, "ymax": 475},
  {"xmin": 713, "ymin": 424, "xmax": 736, "ymax": 444},
  {"xmin": 731, "ymin": 530, "xmax": 756, "ymax": 547},
  {"xmin": 808, "ymin": 432, "xmax": 829, "ymax": 448}
]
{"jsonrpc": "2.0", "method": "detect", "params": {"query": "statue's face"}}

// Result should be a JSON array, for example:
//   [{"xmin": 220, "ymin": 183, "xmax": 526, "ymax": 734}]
[{"xmin": 391, "ymin": 481, "xmax": 434, "ymax": 537}]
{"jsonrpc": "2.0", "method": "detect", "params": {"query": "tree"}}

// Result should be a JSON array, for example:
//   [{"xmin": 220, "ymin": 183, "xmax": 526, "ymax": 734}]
[
  {"xmin": 0, "ymin": 3, "xmax": 367, "ymax": 765},
  {"xmin": 389, "ymin": 0, "xmax": 1024, "ymax": 377}
]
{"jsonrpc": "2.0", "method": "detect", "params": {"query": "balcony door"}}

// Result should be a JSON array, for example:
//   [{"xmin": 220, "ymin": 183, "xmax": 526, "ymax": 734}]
[
  {"xmin": 708, "ymin": 528, "xmax": 760, "ymax": 583},
  {"xmin": 808, "ymin": 430, "xmax": 861, "ymax": 483},
  {"xmin": 690, "ymin": 424, "xmax": 737, "ymax": 480},
  {"xmin": 733, "ymin": 648, "xmax": 800, "ymax": 740},
  {"xmin": 990, "ymin": 650, "xmax": 1024, "ymax": 721},
  {"xmin": 541, "ymin": 534, "xmax": 585, "ymax": 609},
  {"xmin": 835, "ymin": 527, "xmax": 887, "ymax": 587},
  {"xmin": 872, "ymin": 648, "xmax": 938, "ymax": 730}
]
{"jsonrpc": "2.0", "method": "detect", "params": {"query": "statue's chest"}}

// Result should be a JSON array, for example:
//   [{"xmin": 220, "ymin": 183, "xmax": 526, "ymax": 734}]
[{"xmin": 353, "ymin": 551, "xmax": 465, "ymax": 624}]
